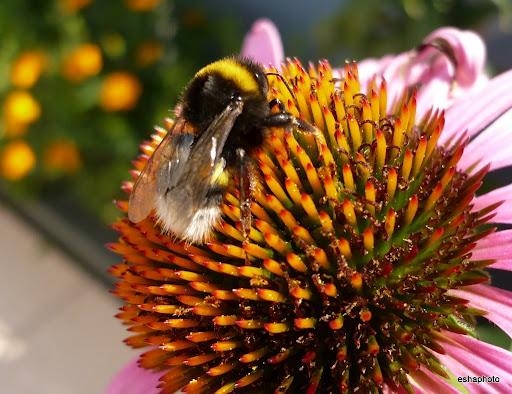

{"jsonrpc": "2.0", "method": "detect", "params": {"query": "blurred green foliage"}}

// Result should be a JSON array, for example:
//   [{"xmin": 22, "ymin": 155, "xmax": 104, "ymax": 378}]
[
  {"xmin": 318, "ymin": 0, "xmax": 504, "ymax": 61},
  {"xmin": 0, "ymin": 0, "xmax": 505, "ymax": 225},
  {"xmin": 0, "ymin": 0, "xmax": 243, "ymax": 223}
]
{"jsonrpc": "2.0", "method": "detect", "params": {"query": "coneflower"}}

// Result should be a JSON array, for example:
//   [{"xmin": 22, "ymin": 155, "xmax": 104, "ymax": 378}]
[{"xmin": 108, "ymin": 22, "xmax": 512, "ymax": 394}]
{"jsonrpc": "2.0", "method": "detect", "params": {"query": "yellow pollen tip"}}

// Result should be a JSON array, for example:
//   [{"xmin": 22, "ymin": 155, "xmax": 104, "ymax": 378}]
[
  {"xmin": 342, "ymin": 199, "xmax": 357, "ymax": 227},
  {"xmin": 402, "ymin": 149, "xmax": 413, "ymax": 180},
  {"xmin": 363, "ymin": 227, "xmax": 374, "ymax": 251},
  {"xmin": 360, "ymin": 308, "xmax": 372, "ymax": 322},
  {"xmin": 350, "ymin": 272, "xmax": 363, "ymax": 290},
  {"xmin": 375, "ymin": 130, "xmax": 387, "ymax": 171},
  {"xmin": 294, "ymin": 317, "xmax": 317, "ymax": 329},
  {"xmin": 264, "ymin": 322, "xmax": 289, "ymax": 334},
  {"xmin": 329, "ymin": 315, "xmax": 344, "ymax": 330},
  {"xmin": 413, "ymin": 135, "xmax": 427, "ymax": 176},
  {"xmin": 385, "ymin": 209, "xmax": 397, "ymax": 239},
  {"xmin": 404, "ymin": 195, "xmax": 419, "ymax": 225},
  {"xmin": 386, "ymin": 168, "xmax": 398, "ymax": 201},
  {"xmin": 338, "ymin": 237, "xmax": 352, "ymax": 259},
  {"xmin": 342, "ymin": 163, "xmax": 355, "ymax": 192}
]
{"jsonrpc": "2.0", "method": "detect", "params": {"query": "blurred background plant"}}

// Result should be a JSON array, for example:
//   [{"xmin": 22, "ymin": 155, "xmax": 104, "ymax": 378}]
[{"xmin": 0, "ymin": 0, "xmax": 510, "ymax": 240}]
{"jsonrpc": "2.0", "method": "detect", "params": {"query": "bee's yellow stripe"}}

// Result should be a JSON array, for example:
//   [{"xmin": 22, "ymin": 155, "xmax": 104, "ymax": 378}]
[
  {"xmin": 210, "ymin": 162, "xmax": 229, "ymax": 188},
  {"xmin": 195, "ymin": 58, "xmax": 259, "ymax": 95}
]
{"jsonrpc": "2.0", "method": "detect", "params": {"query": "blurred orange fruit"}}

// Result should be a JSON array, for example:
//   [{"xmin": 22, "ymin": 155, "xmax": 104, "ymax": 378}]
[
  {"xmin": 60, "ymin": 0, "xmax": 93, "ymax": 13},
  {"xmin": 99, "ymin": 72, "xmax": 142, "ymax": 111},
  {"xmin": 62, "ymin": 43, "xmax": 103, "ymax": 83},
  {"xmin": 124, "ymin": 0, "xmax": 161, "ymax": 12},
  {"xmin": 10, "ymin": 51, "xmax": 47, "ymax": 88},
  {"xmin": 3, "ymin": 91, "xmax": 41, "ymax": 137},
  {"xmin": 43, "ymin": 140, "xmax": 82, "ymax": 173},
  {"xmin": 0, "ymin": 140, "xmax": 36, "ymax": 180}
]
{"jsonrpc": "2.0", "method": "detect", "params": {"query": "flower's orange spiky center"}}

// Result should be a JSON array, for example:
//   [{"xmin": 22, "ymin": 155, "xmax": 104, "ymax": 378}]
[{"xmin": 110, "ymin": 59, "xmax": 495, "ymax": 393}]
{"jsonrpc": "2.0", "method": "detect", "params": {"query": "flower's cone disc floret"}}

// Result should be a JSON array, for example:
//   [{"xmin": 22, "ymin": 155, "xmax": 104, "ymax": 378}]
[{"xmin": 110, "ymin": 59, "xmax": 495, "ymax": 393}]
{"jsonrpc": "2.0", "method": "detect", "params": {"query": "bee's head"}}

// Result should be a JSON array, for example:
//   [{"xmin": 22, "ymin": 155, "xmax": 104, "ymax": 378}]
[{"xmin": 181, "ymin": 57, "xmax": 269, "ymax": 129}]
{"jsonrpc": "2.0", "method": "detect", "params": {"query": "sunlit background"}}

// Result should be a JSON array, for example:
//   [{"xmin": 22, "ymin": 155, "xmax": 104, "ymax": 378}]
[{"xmin": 0, "ymin": 0, "xmax": 511, "ymax": 392}]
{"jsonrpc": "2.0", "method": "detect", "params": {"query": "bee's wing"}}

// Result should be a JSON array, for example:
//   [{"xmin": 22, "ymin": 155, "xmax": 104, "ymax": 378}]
[
  {"xmin": 177, "ymin": 101, "xmax": 244, "ymax": 195},
  {"xmin": 128, "ymin": 118, "xmax": 194, "ymax": 223}
]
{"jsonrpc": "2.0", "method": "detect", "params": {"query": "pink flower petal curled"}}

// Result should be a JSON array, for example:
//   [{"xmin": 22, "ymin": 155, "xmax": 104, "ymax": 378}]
[
  {"xmin": 441, "ymin": 69, "xmax": 512, "ymax": 144},
  {"xmin": 472, "ymin": 184, "xmax": 512, "ymax": 224},
  {"xmin": 459, "ymin": 109, "xmax": 512, "ymax": 171},
  {"xmin": 240, "ymin": 19, "xmax": 284, "ymax": 66},
  {"xmin": 422, "ymin": 27, "xmax": 486, "ymax": 88},
  {"xmin": 451, "ymin": 284, "xmax": 512, "ymax": 339},
  {"xmin": 106, "ymin": 356, "xmax": 163, "ymax": 394},
  {"xmin": 437, "ymin": 332, "xmax": 512, "ymax": 392},
  {"xmin": 357, "ymin": 27, "xmax": 488, "ymax": 118}
]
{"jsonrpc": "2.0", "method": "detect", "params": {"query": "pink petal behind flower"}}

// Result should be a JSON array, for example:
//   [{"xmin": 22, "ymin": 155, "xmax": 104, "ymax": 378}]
[
  {"xmin": 442, "ymin": 69, "xmax": 512, "ymax": 144},
  {"xmin": 413, "ymin": 56, "xmax": 454, "ymax": 118},
  {"xmin": 357, "ymin": 55, "xmax": 396, "ymax": 86},
  {"xmin": 357, "ymin": 52, "xmax": 412, "ymax": 109},
  {"xmin": 460, "ymin": 109, "xmax": 512, "ymax": 171},
  {"xmin": 106, "ymin": 356, "xmax": 163, "ymax": 394},
  {"xmin": 240, "ymin": 19, "xmax": 284, "ymax": 66}
]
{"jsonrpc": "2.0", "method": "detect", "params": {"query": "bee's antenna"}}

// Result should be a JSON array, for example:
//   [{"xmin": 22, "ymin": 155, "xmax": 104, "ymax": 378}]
[{"xmin": 265, "ymin": 72, "xmax": 298, "ymax": 105}]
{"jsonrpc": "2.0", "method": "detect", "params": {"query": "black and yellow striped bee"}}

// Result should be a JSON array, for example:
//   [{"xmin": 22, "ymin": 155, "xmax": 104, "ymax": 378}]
[{"xmin": 128, "ymin": 57, "xmax": 312, "ymax": 243}]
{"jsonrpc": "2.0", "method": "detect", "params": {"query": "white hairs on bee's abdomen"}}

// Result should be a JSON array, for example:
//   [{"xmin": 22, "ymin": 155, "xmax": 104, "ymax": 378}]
[{"xmin": 154, "ymin": 194, "xmax": 221, "ymax": 244}]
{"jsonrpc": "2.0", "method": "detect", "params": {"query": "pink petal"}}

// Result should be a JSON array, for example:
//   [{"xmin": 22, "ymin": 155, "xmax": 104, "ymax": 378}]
[
  {"xmin": 443, "ymin": 331, "xmax": 512, "ymax": 373},
  {"xmin": 451, "ymin": 284, "xmax": 512, "ymax": 339},
  {"xmin": 459, "ymin": 109, "xmax": 512, "ymax": 171},
  {"xmin": 408, "ymin": 368, "xmax": 461, "ymax": 394},
  {"xmin": 357, "ymin": 53, "xmax": 410, "ymax": 98},
  {"xmin": 106, "ymin": 356, "xmax": 163, "ymax": 394},
  {"xmin": 473, "ymin": 184, "xmax": 512, "ymax": 224},
  {"xmin": 434, "ymin": 354, "xmax": 498, "ymax": 394},
  {"xmin": 471, "ymin": 229, "xmax": 512, "ymax": 270},
  {"xmin": 441, "ymin": 69, "xmax": 512, "ymax": 144},
  {"xmin": 490, "ymin": 259, "xmax": 512, "ymax": 271},
  {"xmin": 240, "ymin": 19, "xmax": 284, "ymax": 66},
  {"xmin": 472, "ymin": 228, "xmax": 512, "ymax": 256},
  {"xmin": 437, "ymin": 332, "xmax": 512, "ymax": 392},
  {"xmin": 356, "ymin": 55, "xmax": 395, "ymax": 85}
]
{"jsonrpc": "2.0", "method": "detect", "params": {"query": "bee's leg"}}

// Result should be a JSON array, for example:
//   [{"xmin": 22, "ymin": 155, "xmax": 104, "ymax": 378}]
[
  {"xmin": 236, "ymin": 148, "xmax": 252, "ymax": 263},
  {"xmin": 263, "ymin": 111, "xmax": 316, "ymax": 134}
]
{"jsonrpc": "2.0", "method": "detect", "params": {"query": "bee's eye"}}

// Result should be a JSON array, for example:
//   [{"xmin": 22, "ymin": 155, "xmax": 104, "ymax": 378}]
[{"xmin": 230, "ymin": 94, "xmax": 243, "ymax": 104}]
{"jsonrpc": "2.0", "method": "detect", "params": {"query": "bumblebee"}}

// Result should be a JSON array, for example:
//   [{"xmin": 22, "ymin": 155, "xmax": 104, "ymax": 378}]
[{"xmin": 128, "ymin": 57, "xmax": 311, "ymax": 243}]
